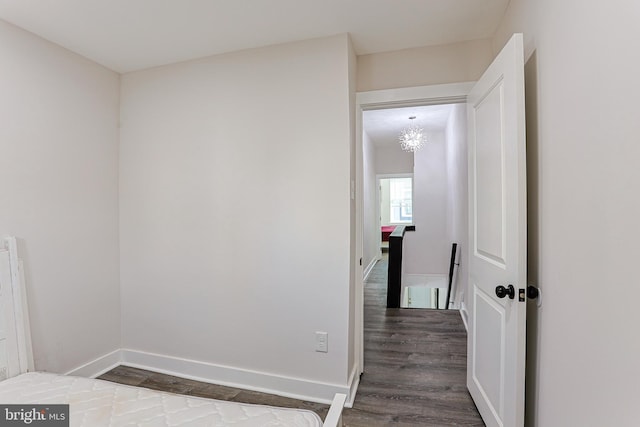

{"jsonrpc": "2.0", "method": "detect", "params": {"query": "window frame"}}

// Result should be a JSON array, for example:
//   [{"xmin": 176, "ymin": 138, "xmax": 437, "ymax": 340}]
[{"xmin": 377, "ymin": 173, "xmax": 415, "ymax": 227}]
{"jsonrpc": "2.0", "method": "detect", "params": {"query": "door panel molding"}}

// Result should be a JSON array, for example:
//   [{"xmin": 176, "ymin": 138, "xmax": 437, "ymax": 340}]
[{"xmin": 466, "ymin": 33, "xmax": 527, "ymax": 427}]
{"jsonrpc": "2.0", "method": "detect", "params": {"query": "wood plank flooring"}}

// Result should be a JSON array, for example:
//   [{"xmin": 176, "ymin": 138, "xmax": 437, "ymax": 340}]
[
  {"xmin": 354, "ymin": 256, "xmax": 483, "ymax": 426},
  {"xmin": 99, "ymin": 256, "xmax": 483, "ymax": 426}
]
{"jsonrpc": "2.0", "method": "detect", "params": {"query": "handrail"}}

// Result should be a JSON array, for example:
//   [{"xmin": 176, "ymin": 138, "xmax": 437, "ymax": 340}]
[
  {"xmin": 444, "ymin": 243, "xmax": 458, "ymax": 309},
  {"xmin": 387, "ymin": 225, "xmax": 413, "ymax": 308}
]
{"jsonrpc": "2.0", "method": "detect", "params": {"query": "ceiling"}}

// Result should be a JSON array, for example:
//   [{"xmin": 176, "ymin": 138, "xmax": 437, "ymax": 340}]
[
  {"xmin": 363, "ymin": 104, "xmax": 455, "ymax": 148},
  {"xmin": 0, "ymin": 0, "xmax": 510, "ymax": 73}
]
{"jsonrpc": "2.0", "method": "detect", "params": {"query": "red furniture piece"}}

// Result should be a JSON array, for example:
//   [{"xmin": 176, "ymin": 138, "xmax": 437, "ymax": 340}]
[{"xmin": 381, "ymin": 226, "xmax": 395, "ymax": 242}]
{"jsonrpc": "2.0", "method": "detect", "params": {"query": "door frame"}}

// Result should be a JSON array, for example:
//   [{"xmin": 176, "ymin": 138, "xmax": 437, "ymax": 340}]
[{"xmin": 355, "ymin": 82, "xmax": 475, "ymax": 374}]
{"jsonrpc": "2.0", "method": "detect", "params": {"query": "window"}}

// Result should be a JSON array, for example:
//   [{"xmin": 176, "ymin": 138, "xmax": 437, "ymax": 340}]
[{"xmin": 380, "ymin": 177, "xmax": 413, "ymax": 225}]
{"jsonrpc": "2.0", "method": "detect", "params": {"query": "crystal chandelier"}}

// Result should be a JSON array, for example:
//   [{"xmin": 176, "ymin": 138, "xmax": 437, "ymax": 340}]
[{"xmin": 398, "ymin": 116, "xmax": 425, "ymax": 152}]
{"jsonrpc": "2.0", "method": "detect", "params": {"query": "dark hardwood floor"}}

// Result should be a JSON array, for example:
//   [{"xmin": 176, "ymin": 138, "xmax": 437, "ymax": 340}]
[
  {"xmin": 354, "ymin": 255, "xmax": 483, "ymax": 426},
  {"xmin": 99, "ymin": 255, "xmax": 483, "ymax": 426}
]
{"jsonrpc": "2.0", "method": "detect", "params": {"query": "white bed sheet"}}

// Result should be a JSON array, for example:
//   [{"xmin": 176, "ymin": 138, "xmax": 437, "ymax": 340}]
[{"xmin": 0, "ymin": 372, "xmax": 323, "ymax": 427}]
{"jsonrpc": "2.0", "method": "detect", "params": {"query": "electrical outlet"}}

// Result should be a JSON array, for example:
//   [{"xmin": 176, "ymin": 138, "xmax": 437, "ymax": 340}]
[{"xmin": 315, "ymin": 331, "xmax": 328, "ymax": 353}]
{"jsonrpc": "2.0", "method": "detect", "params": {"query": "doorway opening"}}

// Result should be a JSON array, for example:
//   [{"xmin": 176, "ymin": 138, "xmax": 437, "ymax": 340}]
[
  {"xmin": 354, "ymin": 36, "xmax": 528, "ymax": 426},
  {"xmin": 361, "ymin": 102, "xmax": 467, "ymax": 312},
  {"xmin": 353, "ymin": 82, "xmax": 474, "ymax": 377},
  {"xmin": 354, "ymin": 92, "xmax": 482, "ymax": 425}
]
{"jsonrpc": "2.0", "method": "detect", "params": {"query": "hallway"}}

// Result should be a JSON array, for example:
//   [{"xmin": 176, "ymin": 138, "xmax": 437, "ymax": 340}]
[{"xmin": 343, "ymin": 256, "xmax": 484, "ymax": 425}]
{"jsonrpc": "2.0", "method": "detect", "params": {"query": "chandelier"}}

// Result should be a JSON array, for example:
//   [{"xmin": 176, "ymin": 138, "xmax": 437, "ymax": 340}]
[{"xmin": 398, "ymin": 116, "xmax": 425, "ymax": 152}]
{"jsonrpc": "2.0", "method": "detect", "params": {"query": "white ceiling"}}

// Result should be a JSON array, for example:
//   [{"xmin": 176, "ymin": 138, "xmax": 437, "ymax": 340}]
[
  {"xmin": 0, "ymin": 0, "xmax": 510, "ymax": 73},
  {"xmin": 363, "ymin": 104, "xmax": 455, "ymax": 147}
]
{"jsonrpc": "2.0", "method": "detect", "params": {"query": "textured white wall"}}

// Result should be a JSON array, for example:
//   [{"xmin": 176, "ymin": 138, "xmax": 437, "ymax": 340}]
[
  {"xmin": 0, "ymin": 20, "xmax": 121, "ymax": 373},
  {"xmin": 403, "ymin": 131, "xmax": 449, "ymax": 275},
  {"xmin": 494, "ymin": 2, "xmax": 640, "ymax": 425},
  {"xmin": 119, "ymin": 35, "xmax": 353, "ymax": 388}
]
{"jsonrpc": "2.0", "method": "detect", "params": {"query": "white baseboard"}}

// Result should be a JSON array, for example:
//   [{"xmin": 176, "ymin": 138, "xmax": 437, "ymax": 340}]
[
  {"xmin": 120, "ymin": 349, "xmax": 353, "ymax": 405},
  {"xmin": 460, "ymin": 302, "xmax": 469, "ymax": 332},
  {"xmin": 363, "ymin": 257, "xmax": 378, "ymax": 282},
  {"xmin": 345, "ymin": 365, "xmax": 360, "ymax": 408},
  {"xmin": 64, "ymin": 349, "xmax": 122, "ymax": 378},
  {"xmin": 63, "ymin": 348, "xmax": 357, "ymax": 405}
]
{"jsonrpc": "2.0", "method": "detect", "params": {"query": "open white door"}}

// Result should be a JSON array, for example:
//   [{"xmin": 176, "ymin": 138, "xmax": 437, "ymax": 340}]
[{"xmin": 467, "ymin": 33, "xmax": 527, "ymax": 427}]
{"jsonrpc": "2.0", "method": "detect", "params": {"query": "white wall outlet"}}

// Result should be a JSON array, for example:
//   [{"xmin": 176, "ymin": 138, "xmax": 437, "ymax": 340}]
[{"xmin": 315, "ymin": 331, "xmax": 328, "ymax": 353}]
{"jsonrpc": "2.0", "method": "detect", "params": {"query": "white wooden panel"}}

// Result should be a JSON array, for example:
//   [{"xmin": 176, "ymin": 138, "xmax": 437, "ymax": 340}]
[
  {"xmin": 472, "ymin": 285, "xmax": 505, "ymax": 422},
  {"xmin": 0, "ymin": 238, "xmax": 34, "ymax": 379},
  {"xmin": 466, "ymin": 33, "xmax": 527, "ymax": 427},
  {"xmin": 0, "ymin": 250, "xmax": 7, "ymax": 380},
  {"xmin": 0, "ymin": 341, "xmax": 7, "ymax": 380},
  {"xmin": 473, "ymin": 82, "xmax": 506, "ymax": 268},
  {"xmin": 0, "ymin": 250, "xmax": 19, "ymax": 378}
]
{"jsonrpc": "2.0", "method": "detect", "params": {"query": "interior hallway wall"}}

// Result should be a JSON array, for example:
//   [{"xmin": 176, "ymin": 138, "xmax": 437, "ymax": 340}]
[
  {"xmin": 0, "ymin": 20, "xmax": 121, "ymax": 373},
  {"xmin": 362, "ymin": 131, "xmax": 379, "ymax": 273},
  {"xmin": 347, "ymin": 35, "xmax": 357, "ymax": 383},
  {"xmin": 374, "ymin": 145, "xmax": 413, "ymax": 175},
  {"xmin": 403, "ymin": 131, "xmax": 448, "ymax": 275},
  {"xmin": 444, "ymin": 104, "xmax": 468, "ymax": 309}
]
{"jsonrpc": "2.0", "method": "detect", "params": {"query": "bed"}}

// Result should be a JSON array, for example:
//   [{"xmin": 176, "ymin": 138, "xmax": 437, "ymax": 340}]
[
  {"xmin": 0, "ymin": 372, "xmax": 346, "ymax": 426},
  {"xmin": 0, "ymin": 237, "xmax": 346, "ymax": 426}
]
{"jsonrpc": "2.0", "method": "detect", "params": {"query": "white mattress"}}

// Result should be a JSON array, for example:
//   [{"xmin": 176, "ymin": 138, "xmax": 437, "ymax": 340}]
[{"xmin": 0, "ymin": 372, "xmax": 323, "ymax": 427}]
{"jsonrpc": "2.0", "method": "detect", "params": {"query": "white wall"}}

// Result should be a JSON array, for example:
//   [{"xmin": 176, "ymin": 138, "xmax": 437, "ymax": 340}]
[
  {"xmin": 403, "ymin": 131, "xmax": 449, "ymax": 274},
  {"xmin": 374, "ymin": 145, "xmax": 413, "ymax": 175},
  {"xmin": 0, "ymin": 20, "xmax": 121, "ymax": 373},
  {"xmin": 8, "ymin": 7, "xmax": 635, "ymax": 421},
  {"xmin": 379, "ymin": 179, "xmax": 391, "ymax": 226},
  {"xmin": 357, "ymin": 39, "xmax": 493, "ymax": 92},
  {"xmin": 362, "ymin": 131, "xmax": 379, "ymax": 273},
  {"xmin": 119, "ymin": 35, "xmax": 353, "ymax": 396},
  {"xmin": 444, "ymin": 104, "xmax": 468, "ymax": 309},
  {"xmin": 346, "ymin": 35, "xmax": 357, "ymax": 386},
  {"xmin": 493, "ymin": 2, "xmax": 640, "ymax": 425}
]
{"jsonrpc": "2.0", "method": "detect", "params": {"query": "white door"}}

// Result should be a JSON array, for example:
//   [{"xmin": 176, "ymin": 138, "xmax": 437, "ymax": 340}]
[{"xmin": 467, "ymin": 33, "xmax": 527, "ymax": 427}]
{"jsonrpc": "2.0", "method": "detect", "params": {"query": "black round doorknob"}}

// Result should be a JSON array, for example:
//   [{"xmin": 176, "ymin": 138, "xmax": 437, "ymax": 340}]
[{"xmin": 495, "ymin": 284, "xmax": 515, "ymax": 299}]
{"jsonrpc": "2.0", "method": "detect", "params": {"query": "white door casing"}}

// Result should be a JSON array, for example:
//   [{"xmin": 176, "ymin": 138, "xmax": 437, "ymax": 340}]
[{"xmin": 467, "ymin": 33, "xmax": 527, "ymax": 427}]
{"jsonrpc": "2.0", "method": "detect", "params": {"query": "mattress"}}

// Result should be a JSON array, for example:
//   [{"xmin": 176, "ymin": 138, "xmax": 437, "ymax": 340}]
[{"xmin": 0, "ymin": 372, "xmax": 323, "ymax": 427}]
